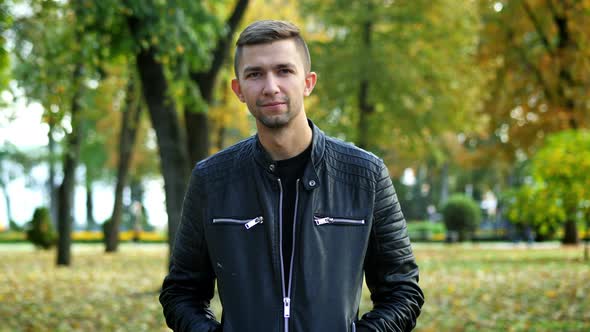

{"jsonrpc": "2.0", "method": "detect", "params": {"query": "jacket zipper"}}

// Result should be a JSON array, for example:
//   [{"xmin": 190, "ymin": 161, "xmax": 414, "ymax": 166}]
[
  {"xmin": 277, "ymin": 178, "xmax": 301, "ymax": 332},
  {"xmin": 314, "ymin": 216, "xmax": 365, "ymax": 226},
  {"xmin": 212, "ymin": 216, "xmax": 264, "ymax": 229},
  {"xmin": 277, "ymin": 179, "xmax": 288, "ymax": 332}
]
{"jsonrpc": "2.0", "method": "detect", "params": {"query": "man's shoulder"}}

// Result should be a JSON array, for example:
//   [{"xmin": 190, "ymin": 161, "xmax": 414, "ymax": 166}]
[
  {"xmin": 324, "ymin": 135, "xmax": 384, "ymax": 172},
  {"xmin": 194, "ymin": 136, "xmax": 255, "ymax": 175}
]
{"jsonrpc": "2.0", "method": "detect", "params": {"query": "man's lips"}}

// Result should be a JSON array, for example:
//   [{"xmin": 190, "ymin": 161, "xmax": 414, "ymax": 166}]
[
  {"xmin": 260, "ymin": 101, "xmax": 286, "ymax": 107},
  {"xmin": 257, "ymin": 97, "xmax": 288, "ymax": 107}
]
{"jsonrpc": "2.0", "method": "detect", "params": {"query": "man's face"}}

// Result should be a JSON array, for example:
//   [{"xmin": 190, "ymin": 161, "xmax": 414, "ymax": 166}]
[{"xmin": 231, "ymin": 39, "xmax": 316, "ymax": 129}]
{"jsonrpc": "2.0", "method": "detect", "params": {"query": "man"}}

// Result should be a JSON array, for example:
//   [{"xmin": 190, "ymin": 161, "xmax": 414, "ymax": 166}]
[{"xmin": 160, "ymin": 20, "xmax": 424, "ymax": 332}]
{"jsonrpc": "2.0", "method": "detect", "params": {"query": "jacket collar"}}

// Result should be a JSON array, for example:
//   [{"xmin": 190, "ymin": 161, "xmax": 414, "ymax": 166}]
[{"xmin": 253, "ymin": 119, "xmax": 324, "ymax": 191}]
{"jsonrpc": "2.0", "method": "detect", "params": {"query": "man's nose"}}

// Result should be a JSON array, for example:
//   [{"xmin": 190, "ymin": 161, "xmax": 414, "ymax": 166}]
[{"xmin": 262, "ymin": 74, "xmax": 280, "ymax": 96}]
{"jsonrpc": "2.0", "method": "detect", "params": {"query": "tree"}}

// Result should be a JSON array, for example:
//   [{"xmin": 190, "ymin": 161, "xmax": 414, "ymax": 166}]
[
  {"xmin": 109, "ymin": 0, "xmax": 250, "ymax": 252},
  {"xmin": 531, "ymin": 130, "xmax": 590, "ymax": 244},
  {"xmin": 506, "ymin": 130, "xmax": 590, "ymax": 244},
  {"xmin": 123, "ymin": 5, "xmax": 192, "ymax": 252},
  {"xmin": 106, "ymin": 68, "xmax": 143, "ymax": 252},
  {"xmin": 86, "ymin": 57, "xmax": 160, "ymax": 248},
  {"xmin": 475, "ymin": 0, "xmax": 590, "ymax": 169},
  {"xmin": 297, "ymin": 0, "xmax": 487, "ymax": 220},
  {"xmin": 79, "ymin": 75, "xmax": 119, "ymax": 231},
  {"xmin": 185, "ymin": 0, "xmax": 249, "ymax": 165},
  {"xmin": 11, "ymin": 0, "xmax": 105, "ymax": 265},
  {"xmin": 302, "ymin": 0, "xmax": 484, "ymax": 175},
  {"xmin": 504, "ymin": 182, "xmax": 562, "ymax": 241}
]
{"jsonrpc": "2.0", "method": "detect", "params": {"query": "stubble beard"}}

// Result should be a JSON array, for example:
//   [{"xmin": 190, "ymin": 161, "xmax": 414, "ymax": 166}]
[{"xmin": 254, "ymin": 96, "xmax": 297, "ymax": 129}]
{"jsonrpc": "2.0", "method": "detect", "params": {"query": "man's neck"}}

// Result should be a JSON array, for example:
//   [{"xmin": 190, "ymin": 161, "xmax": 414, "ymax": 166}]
[{"xmin": 257, "ymin": 115, "xmax": 312, "ymax": 161}]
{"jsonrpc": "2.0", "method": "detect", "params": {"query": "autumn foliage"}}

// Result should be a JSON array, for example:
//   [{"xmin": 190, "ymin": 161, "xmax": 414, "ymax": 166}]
[{"xmin": 1, "ymin": 244, "xmax": 588, "ymax": 331}]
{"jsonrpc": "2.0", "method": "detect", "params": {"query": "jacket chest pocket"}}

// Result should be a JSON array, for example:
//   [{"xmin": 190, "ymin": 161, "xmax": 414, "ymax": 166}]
[
  {"xmin": 313, "ymin": 215, "xmax": 365, "ymax": 226},
  {"xmin": 311, "ymin": 214, "xmax": 369, "ymax": 252},
  {"xmin": 212, "ymin": 216, "xmax": 264, "ymax": 229},
  {"xmin": 207, "ymin": 215, "xmax": 266, "ymax": 271}
]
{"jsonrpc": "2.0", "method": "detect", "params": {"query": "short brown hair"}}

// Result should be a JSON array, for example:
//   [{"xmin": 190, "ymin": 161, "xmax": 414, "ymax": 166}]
[{"xmin": 234, "ymin": 20, "xmax": 311, "ymax": 78}]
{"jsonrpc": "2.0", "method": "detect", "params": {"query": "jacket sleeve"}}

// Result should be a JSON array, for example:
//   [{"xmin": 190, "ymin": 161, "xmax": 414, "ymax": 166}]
[
  {"xmin": 159, "ymin": 168, "xmax": 221, "ymax": 332},
  {"xmin": 356, "ymin": 163, "xmax": 424, "ymax": 332}
]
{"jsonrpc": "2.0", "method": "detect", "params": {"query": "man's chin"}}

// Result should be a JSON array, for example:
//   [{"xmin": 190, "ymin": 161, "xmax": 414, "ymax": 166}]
[
  {"xmin": 260, "ymin": 119, "xmax": 288, "ymax": 129},
  {"xmin": 258, "ymin": 115, "xmax": 291, "ymax": 129}
]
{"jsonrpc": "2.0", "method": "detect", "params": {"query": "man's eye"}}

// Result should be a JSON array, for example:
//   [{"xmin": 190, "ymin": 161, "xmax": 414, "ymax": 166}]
[
  {"xmin": 246, "ymin": 72, "xmax": 261, "ymax": 79},
  {"xmin": 279, "ymin": 69, "xmax": 293, "ymax": 75}
]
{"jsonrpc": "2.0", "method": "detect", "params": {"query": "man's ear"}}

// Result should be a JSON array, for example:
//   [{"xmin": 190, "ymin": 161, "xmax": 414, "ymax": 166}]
[
  {"xmin": 231, "ymin": 79, "xmax": 245, "ymax": 102},
  {"xmin": 303, "ymin": 72, "xmax": 317, "ymax": 97}
]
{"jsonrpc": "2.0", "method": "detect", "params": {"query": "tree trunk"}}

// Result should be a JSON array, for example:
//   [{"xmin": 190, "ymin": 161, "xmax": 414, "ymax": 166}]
[
  {"xmin": 440, "ymin": 162, "xmax": 449, "ymax": 206},
  {"xmin": 412, "ymin": 165, "xmax": 428, "ymax": 220},
  {"xmin": 130, "ymin": 178, "xmax": 144, "ymax": 203},
  {"xmin": 356, "ymin": 3, "xmax": 374, "ymax": 150},
  {"xmin": 465, "ymin": 183, "xmax": 474, "ymax": 198},
  {"xmin": 85, "ymin": 180, "xmax": 95, "ymax": 230},
  {"xmin": 562, "ymin": 219, "xmax": 579, "ymax": 245},
  {"xmin": 185, "ymin": 109, "xmax": 209, "ymax": 166},
  {"xmin": 106, "ymin": 73, "xmax": 142, "ymax": 252},
  {"xmin": 129, "ymin": 179, "xmax": 145, "ymax": 204},
  {"xmin": 130, "ymin": 179, "xmax": 149, "ymax": 231},
  {"xmin": 136, "ymin": 48, "xmax": 189, "ymax": 251},
  {"xmin": 522, "ymin": 1, "xmax": 578, "ymax": 129},
  {"xmin": 0, "ymin": 181, "xmax": 12, "ymax": 225},
  {"xmin": 128, "ymin": 15, "xmax": 190, "ymax": 252},
  {"xmin": 551, "ymin": 4, "xmax": 578, "ymax": 130},
  {"xmin": 48, "ymin": 115, "xmax": 58, "ymax": 227},
  {"xmin": 357, "ymin": 79, "xmax": 373, "ymax": 150},
  {"xmin": 186, "ymin": 0, "xmax": 250, "ymax": 166},
  {"xmin": 552, "ymin": 8, "xmax": 581, "ymax": 248},
  {"xmin": 56, "ymin": 63, "xmax": 84, "ymax": 266}
]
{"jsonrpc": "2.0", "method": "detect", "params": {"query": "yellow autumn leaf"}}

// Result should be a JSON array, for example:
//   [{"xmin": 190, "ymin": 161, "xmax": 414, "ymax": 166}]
[{"xmin": 545, "ymin": 290, "xmax": 558, "ymax": 299}]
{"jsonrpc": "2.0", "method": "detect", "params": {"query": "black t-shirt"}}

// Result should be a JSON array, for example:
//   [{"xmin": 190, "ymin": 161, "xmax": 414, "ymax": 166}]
[{"xmin": 275, "ymin": 144, "xmax": 311, "ymax": 282}]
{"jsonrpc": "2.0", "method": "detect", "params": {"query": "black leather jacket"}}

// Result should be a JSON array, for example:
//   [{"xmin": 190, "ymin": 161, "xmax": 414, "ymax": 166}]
[{"xmin": 160, "ymin": 121, "xmax": 424, "ymax": 332}]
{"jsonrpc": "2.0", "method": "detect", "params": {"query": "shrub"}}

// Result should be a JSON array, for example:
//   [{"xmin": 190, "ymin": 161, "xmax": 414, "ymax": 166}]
[
  {"xmin": 407, "ymin": 221, "xmax": 446, "ymax": 241},
  {"xmin": 442, "ymin": 194, "xmax": 481, "ymax": 242},
  {"xmin": 26, "ymin": 207, "xmax": 56, "ymax": 249}
]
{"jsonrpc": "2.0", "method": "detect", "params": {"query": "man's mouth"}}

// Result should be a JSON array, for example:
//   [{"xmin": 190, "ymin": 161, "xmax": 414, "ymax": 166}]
[
  {"xmin": 258, "ymin": 97, "xmax": 288, "ymax": 107},
  {"xmin": 260, "ymin": 101, "xmax": 286, "ymax": 107}
]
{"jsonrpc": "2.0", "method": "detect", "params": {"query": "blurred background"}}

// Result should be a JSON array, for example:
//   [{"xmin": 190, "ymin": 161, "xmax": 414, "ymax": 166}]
[{"xmin": 0, "ymin": 0, "xmax": 589, "ymax": 331}]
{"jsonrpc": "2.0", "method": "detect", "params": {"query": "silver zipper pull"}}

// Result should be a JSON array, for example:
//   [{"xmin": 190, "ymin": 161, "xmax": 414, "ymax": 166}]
[
  {"xmin": 314, "ymin": 217, "xmax": 332, "ymax": 225},
  {"xmin": 283, "ymin": 297, "xmax": 291, "ymax": 318},
  {"xmin": 244, "ymin": 216, "xmax": 263, "ymax": 229}
]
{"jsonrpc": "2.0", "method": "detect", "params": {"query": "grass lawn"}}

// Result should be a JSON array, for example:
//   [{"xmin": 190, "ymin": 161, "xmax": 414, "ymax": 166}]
[{"xmin": 0, "ymin": 243, "xmax": 588, "ymax": 331}]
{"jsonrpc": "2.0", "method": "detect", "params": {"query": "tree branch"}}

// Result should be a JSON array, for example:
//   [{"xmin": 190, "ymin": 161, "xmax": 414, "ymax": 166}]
[
  {"xmin": 502, "ymin": 26, "xmax": 555, "ymax": 102},
  {"xmin": 190, "ymin": 0, "xmax": 249, "ymax": 102},
  {"xmin": 521, "ymin": 0, "xmax": 554, "ymax": 56},
  {"xmin": 546, "ymin": 0, "xmax": 559, "ymax": 18}
]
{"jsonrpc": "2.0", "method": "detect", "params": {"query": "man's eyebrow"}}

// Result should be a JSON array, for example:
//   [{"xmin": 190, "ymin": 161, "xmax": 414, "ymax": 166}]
[
  {"xmin": 242, "ymin": 66, "xmax": 263, "ymax": 74},
  {"xmin": 242, "ymin": 63, "xmax": 297, "ymax": 74},
  {"xmin": 274, "ymin": 63, "xmax": 296, "ymax": 70}
]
